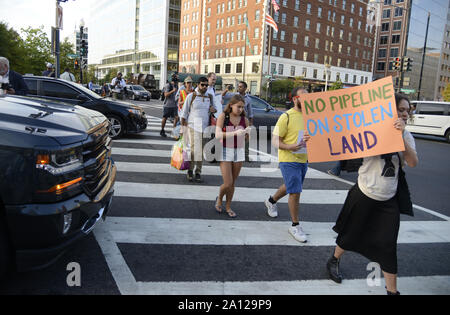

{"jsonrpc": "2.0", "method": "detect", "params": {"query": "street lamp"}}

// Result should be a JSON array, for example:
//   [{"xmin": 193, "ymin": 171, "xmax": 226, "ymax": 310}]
[{"xmin": 324, "ymin": 63, "xmax": 331, "ymax": 91}]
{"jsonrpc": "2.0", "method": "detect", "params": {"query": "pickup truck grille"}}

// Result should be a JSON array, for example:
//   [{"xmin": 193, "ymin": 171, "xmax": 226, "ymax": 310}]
[{"xmin": 82, "ymin": 122, "xmax": 112, "ymax": 198}]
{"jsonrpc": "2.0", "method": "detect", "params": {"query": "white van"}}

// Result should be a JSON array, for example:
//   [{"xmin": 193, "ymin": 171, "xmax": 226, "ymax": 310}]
[{"xmin": 406, "ymin": 101, "xmax": 450, "ymax": 143}]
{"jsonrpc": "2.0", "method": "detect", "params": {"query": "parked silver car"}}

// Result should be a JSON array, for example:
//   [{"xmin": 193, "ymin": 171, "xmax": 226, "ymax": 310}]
[{"xmin": 125, "ymin": 85, "xmax": 151, "ymax": 101}]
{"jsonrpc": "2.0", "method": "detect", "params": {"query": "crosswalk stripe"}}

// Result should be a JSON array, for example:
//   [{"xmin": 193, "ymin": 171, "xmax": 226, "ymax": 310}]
[
  {"xmin": 100, "ymin": 217, "xmax": 450, "ymax": 246},
  {"xmin": 112, "ymin": 147, "xmax": 276, "ymax": 162},
  {"xmin": 122, "ymin": 276, "xmax": 450, "ymax": 295},
  {"xmin": 114, "ymin": 139, "xmax": 176, "ymax": 146},
  {"xmin": 114, "ymin": 162, "xmax": 334, "ymax": 179},
  {"xmin": 147, "ymin": 126, "xmax": 174, "ymax": 132},
  {"xmin": 114, "ymin": 181, "xmax": 348, "ymax": 204}
]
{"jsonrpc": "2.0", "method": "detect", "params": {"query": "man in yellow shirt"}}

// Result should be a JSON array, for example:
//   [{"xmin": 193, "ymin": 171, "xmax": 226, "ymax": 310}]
[{"xmin": 264, "ymin": 87, "xmax": 311, "ymax": 243}]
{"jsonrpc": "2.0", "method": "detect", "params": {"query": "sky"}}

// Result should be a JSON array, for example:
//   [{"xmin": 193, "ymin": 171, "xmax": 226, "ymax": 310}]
[{"xmin": 0, "ymin": 0, "xmax": 91, "ymax": 40}]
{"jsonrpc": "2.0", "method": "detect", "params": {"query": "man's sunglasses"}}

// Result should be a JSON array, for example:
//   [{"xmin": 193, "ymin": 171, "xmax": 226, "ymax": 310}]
[{"xmin": 199, "ymin": 83, "xmax": 208, "ymax": 87}]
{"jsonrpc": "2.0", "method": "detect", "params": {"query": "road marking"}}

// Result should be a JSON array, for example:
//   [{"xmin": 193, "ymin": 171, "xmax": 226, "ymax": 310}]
[
  {"xmin": 101, "ymin": 217, "xmax": 450, "ymax": 246},
  {"xmin": 115, "ymin": 161, "xmax": 334, "ymax": 179},
  {"xmin": 114, "ymin": 181, "xmax": 348, "ymax": 204},
  {"xmin": 94, "ymin": 218, "xmax": 450, "ymax": 295},
  {"xmin": 112, "ymin": 147, "xmax": 276, "ymax": 162}
]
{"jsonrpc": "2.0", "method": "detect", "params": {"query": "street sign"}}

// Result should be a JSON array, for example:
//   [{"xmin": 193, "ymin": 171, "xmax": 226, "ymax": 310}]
[
  {"xmin": 67, "ymin": 54, "xmax": 79, "ymax": 59},
  {"xmin": 401, "ymin": 88, "xmax": 415, "ymax": 94}
]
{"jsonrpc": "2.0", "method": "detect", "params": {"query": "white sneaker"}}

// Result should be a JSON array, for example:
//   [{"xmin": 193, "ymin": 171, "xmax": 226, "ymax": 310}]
[
  {"xmin": 289, "ymin": 225, "xmax": 308, "ymax": 243},
  {"xmin": 264, "ymin": 199, "xmax": 278, "ymax": 218}
]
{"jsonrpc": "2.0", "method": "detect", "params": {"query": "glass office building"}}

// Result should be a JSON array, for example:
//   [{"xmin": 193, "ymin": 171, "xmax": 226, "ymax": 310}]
[
  {"xmin": 374, "ymin": 0, "xmax": 450, "ymax": 100},
  {"xmin": 89, "ymin": 0, "xmax": 180, "ymax": 88},
  {"xmin": 405, "ymin": 0, "xmax": 450, "ymax": 100}
]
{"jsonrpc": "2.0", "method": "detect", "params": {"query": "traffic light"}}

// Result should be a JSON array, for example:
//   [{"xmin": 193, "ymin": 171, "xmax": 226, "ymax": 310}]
[
  {"xmin": 74, "ymin": 59, "xmax": 79, "ymax": 70},
  {"xmin": 80, "ymin": 39, "xmax": 88, "ymax": 58},
  {"xmin": 402, "ymin": 57, "xmax": 412, "ymax": 71},
  {"xmin": 392, "ymin": 57, "xmax": 402, "ymax": 71}
]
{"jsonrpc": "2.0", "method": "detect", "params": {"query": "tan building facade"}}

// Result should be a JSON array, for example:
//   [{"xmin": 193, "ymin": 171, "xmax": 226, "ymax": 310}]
[{"xmin": 180, "ymin": 0, "xmax": 375, "ymax": 95}]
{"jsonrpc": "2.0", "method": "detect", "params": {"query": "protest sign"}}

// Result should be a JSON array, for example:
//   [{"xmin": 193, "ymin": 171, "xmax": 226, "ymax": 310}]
[{"xmin": 299, "ymin": 76, "xmax": 405, "ymax": 163}]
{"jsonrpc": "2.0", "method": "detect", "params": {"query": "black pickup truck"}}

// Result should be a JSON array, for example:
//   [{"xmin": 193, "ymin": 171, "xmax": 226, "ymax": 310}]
[{"xmin": 0, "ymin": 95, "xmax": 116, "ymax": 278}]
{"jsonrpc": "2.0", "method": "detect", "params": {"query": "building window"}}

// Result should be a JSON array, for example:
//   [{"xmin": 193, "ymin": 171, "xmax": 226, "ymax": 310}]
[
  {"xmin": 390, "ymin": 47, "xmax": 399, "ymax": 57},
  {"xmin": 377, "ymin": 62, "xmax": 385, "ymax": 71},
  {"xmin": 236, "ymin": 63, "xmax": 243, "ymax": 73},
  {"xmin": 278, "ymin": 64, "xmax": 284, "ymax": 75},
  {"xmin": 291, "ymin": 66, "xmax": 296, "ymax": 76},
  {"xmin": 225, "ymin": 64, "xmax": 231, "ymax": 73},
  {"xmin": 394, "ymin": 7, "xmax": 403, "ymax": 17},
  {"xmin": 392, "ymin": 35, "xmax": 400, "ymax": 44},
  {"xmin": 393, "ymin": 21, "xmax": 402, "ymax": 31},
  {"xmin": 252, "ymin": 62, "xmax": 259, "ymax": 73},
  {"xmin": 215, "ymin": 64, "xmax": 221, "ymax": 73}
]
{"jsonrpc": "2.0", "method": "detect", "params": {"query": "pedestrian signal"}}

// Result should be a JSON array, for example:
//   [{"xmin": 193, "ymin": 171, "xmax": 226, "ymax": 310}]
[{"xmin": 74, "ymin": 59, "xmax": 79, "ymax": 70}]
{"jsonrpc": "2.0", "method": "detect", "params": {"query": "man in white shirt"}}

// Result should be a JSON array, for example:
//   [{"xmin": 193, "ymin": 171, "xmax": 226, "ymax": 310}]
[
  {"xmin": 60, "ymin": 68, "xmax": 75, "ymax": 82},
  {"xmin": 111, "ymin": 72, "xmax": 126, "ymax": 100},
  {"xmin": 180, "ymin": 76, "xmax": 217, "ymax": 182}
]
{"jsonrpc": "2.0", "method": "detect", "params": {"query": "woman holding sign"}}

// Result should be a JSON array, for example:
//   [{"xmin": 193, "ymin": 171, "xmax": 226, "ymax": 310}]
[{"xmin": 327, "ymin": 94, "xmax": 418, "ymax": 295}]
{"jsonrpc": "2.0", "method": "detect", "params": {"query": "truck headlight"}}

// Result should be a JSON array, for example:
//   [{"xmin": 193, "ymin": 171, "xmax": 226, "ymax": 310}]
[{"xmin": 36, "ymin": 149, "xmax": 82, "ymax": 175}]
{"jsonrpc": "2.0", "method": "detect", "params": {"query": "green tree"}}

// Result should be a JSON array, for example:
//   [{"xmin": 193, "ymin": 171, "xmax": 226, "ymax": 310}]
[
  {"xmin": 0, "ymin": 22, "xmax": 26, "ymax": 73},
  {"xmin": 103, "ymin": 68, "xmax": 119, "ymax": 85},
  {"xmin": 443, "ymin": 83, "xmax": 450, "ymax": 102},
  {"xmin": 329, "ymin": 79, "xmax": 344, "ymax": 91},
  {"xmin": 59, "ymin": 38, "xmax": 76, "ymax": 75},
  {"xmin": 18, "ymin": 26, "xmax": 52, "ymax": 75}
]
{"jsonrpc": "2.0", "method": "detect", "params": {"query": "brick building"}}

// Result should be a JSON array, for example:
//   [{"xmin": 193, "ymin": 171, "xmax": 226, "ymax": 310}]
[{"xmin": 180, "ymin": 0, "xmax": 375, "ymax": 95}]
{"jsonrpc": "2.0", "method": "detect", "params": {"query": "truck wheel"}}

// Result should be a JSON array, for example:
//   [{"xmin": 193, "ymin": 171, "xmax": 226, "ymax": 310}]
[
  {"xmin": 445, "ymin": 130, "xmax": 450, "ymax": 143},
  {"xmin": 0, "ymin": 216, "xmax": 11, "ymax": 280},
  {"xmin": 107, "ymin": 115, "xmax": 125, "ymax": 139}
]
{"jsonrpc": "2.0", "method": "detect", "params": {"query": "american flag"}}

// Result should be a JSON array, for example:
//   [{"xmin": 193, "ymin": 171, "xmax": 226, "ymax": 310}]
[
  {"xmin": 271, "ymin": 0, "xmax": 280, "ymax": 12},
  {"xmin": 265, "ymin": 14, "xmax": 278, "ymax": 32}
]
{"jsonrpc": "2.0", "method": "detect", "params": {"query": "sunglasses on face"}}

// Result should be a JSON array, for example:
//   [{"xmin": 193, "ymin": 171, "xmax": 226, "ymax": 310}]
[{"xmin": 199, "ymin": 83, "xmax": 208, "ymax": 87}]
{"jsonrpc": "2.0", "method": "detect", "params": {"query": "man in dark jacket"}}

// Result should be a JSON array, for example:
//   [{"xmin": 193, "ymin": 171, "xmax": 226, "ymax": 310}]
[{"xmin": 0, "ymin": 57, "xmax": 28, "ymax": 96}]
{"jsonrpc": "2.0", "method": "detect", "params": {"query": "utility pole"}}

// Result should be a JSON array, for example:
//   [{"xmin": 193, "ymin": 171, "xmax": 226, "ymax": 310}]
[
  {"xmin": 55, "ymin": 0, "xmax": 64, "ymax": 78},
  {"xmin": 79, "ymin": 23, "xmax": 84, "ymax": 84},
  {"xmin": 417, "ymin": 12, "xmax": 430, "ymax": 101}
]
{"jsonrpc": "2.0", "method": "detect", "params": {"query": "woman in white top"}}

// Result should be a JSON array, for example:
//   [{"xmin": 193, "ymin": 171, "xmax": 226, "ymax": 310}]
[{"xmin": 327, "ymin": 94, "xmax": 419, "ymax": 295}]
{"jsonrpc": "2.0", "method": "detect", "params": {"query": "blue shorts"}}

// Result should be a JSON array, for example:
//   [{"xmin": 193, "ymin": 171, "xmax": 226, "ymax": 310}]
[{"xmin": 279, "ymin": 162, "xmax": 308, "ymax": 194}]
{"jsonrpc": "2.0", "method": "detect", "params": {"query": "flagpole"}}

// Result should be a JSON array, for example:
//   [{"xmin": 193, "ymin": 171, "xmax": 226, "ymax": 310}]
[
  {"xmin": 243, "ymin": 13, "xmax": 248, "ymax": 83},
  {"xmin": 267, "ymin": 3, "xmax": 273, "ymax": 102}
]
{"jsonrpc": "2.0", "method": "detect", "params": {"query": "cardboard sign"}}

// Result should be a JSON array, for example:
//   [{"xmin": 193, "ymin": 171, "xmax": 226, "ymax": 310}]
[{"xmin": 299, "ymin": 77, "xmax": 405, "ymax": 163}]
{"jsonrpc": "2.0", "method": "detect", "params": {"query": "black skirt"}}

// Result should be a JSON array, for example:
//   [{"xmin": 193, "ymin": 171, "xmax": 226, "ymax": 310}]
[{"xmin": 333, "ymin": 184, "xmax": 400, "ymax": 274}]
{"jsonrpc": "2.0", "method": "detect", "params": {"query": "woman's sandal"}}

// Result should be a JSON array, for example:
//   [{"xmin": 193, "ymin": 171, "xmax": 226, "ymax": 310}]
[
  {"xmin": 215, "ymin": 196, "xmax": 223, "ymax": 213},
  {"xmin": 226, "ymin": 209, "xmax": 237, "ymax": 218}
]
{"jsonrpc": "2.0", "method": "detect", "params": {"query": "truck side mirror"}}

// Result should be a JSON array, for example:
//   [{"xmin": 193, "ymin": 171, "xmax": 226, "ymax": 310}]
[{"xmin": 77, "ymin": 94, "xmax": 89, "ymax": 104}]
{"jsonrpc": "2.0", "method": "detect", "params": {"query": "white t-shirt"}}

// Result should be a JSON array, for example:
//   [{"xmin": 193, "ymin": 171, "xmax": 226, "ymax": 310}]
[
  {"xmin": 180, "ymin": 89, "xmax": 213, "ymax": 133},
  {"xmin": 358, "ymin": 130, "xmax": 416, "ymax": 201}
]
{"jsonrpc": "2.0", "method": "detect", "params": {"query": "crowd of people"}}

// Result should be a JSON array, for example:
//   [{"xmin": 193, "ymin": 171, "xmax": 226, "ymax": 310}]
[{"xmin": 163, "ymin": 74, "xmax": 418, "ymax": 295}]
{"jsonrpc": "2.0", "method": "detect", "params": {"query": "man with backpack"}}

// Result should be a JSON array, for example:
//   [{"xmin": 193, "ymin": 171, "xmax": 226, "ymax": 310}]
[
  {"xmin": 264, "ymin": 87, "xmax": 311, "ymax": 243},
  {"xmin": 180, "ymin": 76, "xmax": 217, "ymax": 182},
  {"xmin": 160, "ymin": 78, "xmax": 179, "ymax": 137}
]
